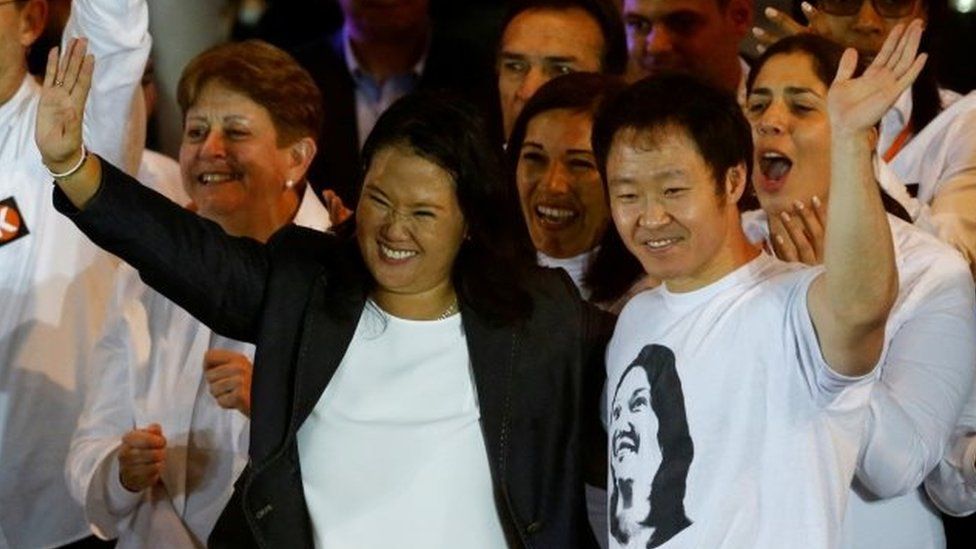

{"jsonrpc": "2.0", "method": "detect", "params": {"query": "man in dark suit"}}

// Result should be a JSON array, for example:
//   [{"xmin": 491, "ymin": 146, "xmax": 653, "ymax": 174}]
[{"xmin": 291, "ymin": 0, "xmax": 497, "ymax": 207}]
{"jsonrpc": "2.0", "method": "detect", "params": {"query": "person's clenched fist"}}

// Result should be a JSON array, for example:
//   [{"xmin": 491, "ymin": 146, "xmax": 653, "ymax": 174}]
[
  {"xmin": 203, "ymin": 349, "xmax": 253, "ymax": 417},
  {"xmin": 118, "ymin": 424, "xmax": 166, "ymax": 493}
]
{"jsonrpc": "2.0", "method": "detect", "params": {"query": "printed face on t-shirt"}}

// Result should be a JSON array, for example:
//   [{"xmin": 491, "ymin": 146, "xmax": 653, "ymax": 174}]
[{"xmin": 611, "ymin": 365, "xmax": 662, "ymax": 526}]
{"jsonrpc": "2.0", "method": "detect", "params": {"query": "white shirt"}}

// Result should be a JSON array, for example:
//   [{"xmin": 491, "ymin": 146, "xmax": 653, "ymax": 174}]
[
  {"xmin": 538, "ymin": 250, "xmax": 595, "ymax": 299},
  {"xmin": 65, "ymin": 187, "xmax": 331, "ymax": 548},
  {"xmin": 0, "ymin": 2, "xmax": 150, "ymax": 546},
  {"xmin": 606, "ymin": 254, "xmax": 874, "ymax": 549},
  {"xmin": 740, "ymin": 211, "xmax": 976, "ymax": 548},
  {"xmin": 342, "ymin": 24, "xmax": 427, "ymax": 149},
  {"xmin": 297, "ymin": 304, "xmax": 507, "ymax": 549},
  {"xmin": 883, "ymin": 88, "xmax": 976, "ymax": 278}
]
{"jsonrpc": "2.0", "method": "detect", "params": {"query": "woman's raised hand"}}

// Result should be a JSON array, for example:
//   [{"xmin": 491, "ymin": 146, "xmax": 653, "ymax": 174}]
[
  {"xmin": 35, "ymin": 38, "xmax": 94, "ymax": 173},
  {"xmin": 827, "ymin": 20, "xmax": 927, "ymax": 137}
]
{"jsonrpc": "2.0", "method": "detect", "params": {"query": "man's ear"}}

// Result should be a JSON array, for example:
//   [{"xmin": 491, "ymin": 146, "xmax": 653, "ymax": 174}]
[
  {"xmin": 19, "ymin": 0, "xmax": 49, "ymax": 49},
  {"xmin": 285, "ymin": 137, "xmax": 317, "ymax": 183},
  {"xmin": 725, "ymin": 162, "xmax": 748, "ymax": 203},
  {"xmin": 726, "ymin": 0, "xmax": 754, "ymax": 36}
]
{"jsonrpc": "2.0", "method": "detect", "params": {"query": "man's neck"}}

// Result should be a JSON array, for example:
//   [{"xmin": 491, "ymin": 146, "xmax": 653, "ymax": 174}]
[
  {"xmin": 665, "ymin": 217, "xmax": 760, "ymax": 293},
  {"xmin": 0, "ymin": 65, "xmax": 27, "ymax": 107},
  {"xmin": 346, "ymin": 24, "xmax": 430, "ymax": 83}
]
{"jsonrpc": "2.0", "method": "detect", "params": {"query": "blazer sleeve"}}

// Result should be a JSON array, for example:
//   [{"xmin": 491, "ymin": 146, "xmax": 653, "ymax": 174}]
[{"xmin": 53, "ymin": 159, "xmax": 270, "ymax": 342}]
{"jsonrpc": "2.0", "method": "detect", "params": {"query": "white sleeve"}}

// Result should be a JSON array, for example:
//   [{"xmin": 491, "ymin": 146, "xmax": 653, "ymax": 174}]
[
  {"xmin": 855, "ymin": 262, "xmax": 976, "ymax": 498},
  {"xmin": 925, "ymin": 385, "xmax": 976, "ymax": 517},
  {"xmin": 65, "ymin": 267, "xmax": 143, "ymax": 540},
  {"xmin": 63, "ymin": 0, "xmax": 151, "ymax": 175},
  {"xmin": 789, "ymin": 269, "xmax": 877, "ymax": 408}
]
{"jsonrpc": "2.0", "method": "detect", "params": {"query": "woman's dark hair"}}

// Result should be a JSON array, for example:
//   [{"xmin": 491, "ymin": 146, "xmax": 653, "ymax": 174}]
[
  {"xmin": 507, "ymin": 72, "xmax": 626, "ymax": 168},
  {"xmin": 746, "ymin": 33, "xmax": 857, "ymax": 97},
  {"xmin": 795, "ymin": 0, "xmax": 947, "ymax": 133},
  {"xmin": 504, "ymin": 72, "xmax": 642, "ymax": 304},
  {"xmin": 609, "ymin": 344, "xmax": 693, "ymax": 548},
  {"xmin": 356, "ymin": 91, "xmax": 536, "ymax": 324},
  {"xmin": 499, "ymin": 0, "xmax": 629, "ymax": 75},
  {"xmin": 747, "ymin": 34, "xmax": 913, "ymax": 223}
]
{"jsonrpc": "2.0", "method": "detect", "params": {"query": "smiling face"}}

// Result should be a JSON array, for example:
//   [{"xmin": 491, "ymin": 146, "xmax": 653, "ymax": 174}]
[
  {"xmin": 622, "ymin": 0, "xmax": 750, "ymax": 91},
  {"xmin": 498, "ymin": 8, "xmax": 605, "ymax": 138},
  {"xmin": 607, "ymin": 127, "xmax": 745, "ymax": 292},
  {"xmin": 516, "ymin": 108, "xmax": 608, "ymax": 258},
  {"xmin": 816, "ymin": 0, "xmax": 926, "ymax": 61},
  {"xmin": 356, "ymin": 145, "xmax": 467, "ymax": 300},
  {"xmin": 746, "ymin": 52, "xmax": 832, "ymax": 215},
  {"xmin": 178, "ymin": 82, "xmax": 303, "ymax": 236},
  {"xmin": 611, "ymin": 364, "xmax": 659, "ymax": 522}
]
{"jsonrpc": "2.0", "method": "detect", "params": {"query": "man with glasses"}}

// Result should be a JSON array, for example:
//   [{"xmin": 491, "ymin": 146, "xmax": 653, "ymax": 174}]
[{"xmin": 0, "ymin": 0, "xmax": 149, "ymax": 546}]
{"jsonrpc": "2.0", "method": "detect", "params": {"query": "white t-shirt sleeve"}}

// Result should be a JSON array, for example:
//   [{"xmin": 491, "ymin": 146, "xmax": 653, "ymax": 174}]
[
  {"xmin": 856, "ymin": 262, "xmax": 976, "ymax": 498},
  {"xmin": 925, "ymin": 381, "xmax": 976, "ymax": 517},
  {"xmin": 786, "ymin": 269, "xmax": 877, "ymax": 408}
]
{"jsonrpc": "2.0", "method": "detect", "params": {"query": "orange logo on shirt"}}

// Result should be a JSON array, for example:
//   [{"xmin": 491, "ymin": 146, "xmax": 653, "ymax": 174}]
[{"xmin": 0, "ymin": 197, "xmax": 29, "ymax": 247}]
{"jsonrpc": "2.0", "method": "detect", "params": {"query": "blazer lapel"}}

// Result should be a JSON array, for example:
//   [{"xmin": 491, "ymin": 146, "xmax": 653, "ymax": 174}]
[
  {"xmin": 461, "ymin": 306, "xmax": 518, "ymax": 480},
  {"xmin": 288, "ymin": 274, "xmax": 365, "ymax": 436}
]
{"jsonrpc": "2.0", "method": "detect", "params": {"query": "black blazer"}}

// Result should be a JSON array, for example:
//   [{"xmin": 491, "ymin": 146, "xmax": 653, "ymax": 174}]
[
  {"xmin": 292, "ymin": 27, "xmax": 499, "ymax": 207},
  {"xmin": 55, "ymin": 161, "xmax": 611, "ymax": 548}
]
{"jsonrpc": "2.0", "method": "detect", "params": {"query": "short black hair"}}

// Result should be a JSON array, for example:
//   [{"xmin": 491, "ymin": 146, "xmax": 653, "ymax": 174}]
[
  {"xmin": 360, "ymin": 91, "xmax": 536, "ymax": 324},
  {"xmin": 499, "ymin": 0, "xmax": 628, "ymax": 75},
  {"xmin": 592, "ymin": 73, "xmax": 754, "ymax": 194}
]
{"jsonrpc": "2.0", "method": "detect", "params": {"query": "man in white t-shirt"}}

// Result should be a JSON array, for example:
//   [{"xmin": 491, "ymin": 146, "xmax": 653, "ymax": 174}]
[
  {"xmin": 590, "ymin": 22, "xmax": 927, "ymax": 548},
  {"xmin": 0, "ymin": 1, "xmax": 149, "ymax": 546}
]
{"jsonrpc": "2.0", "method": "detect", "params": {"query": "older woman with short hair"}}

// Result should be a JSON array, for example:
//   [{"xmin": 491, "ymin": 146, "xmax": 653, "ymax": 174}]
[{"xmin": 65, "ymin": 39, "xmax": 332, "ymax": 547}]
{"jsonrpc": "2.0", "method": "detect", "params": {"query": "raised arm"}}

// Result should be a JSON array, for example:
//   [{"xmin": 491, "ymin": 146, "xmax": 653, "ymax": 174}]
[
  {"xmin": 65, "ymin": 0, "xmax": 151, "ymax": 175},
  {"xmin": 35, "ymin": 39, "xmax": 268, "ymax": 341},
  {"xmin": 808, "ymin": 21, "xmax": 927, "ymax": 377}
]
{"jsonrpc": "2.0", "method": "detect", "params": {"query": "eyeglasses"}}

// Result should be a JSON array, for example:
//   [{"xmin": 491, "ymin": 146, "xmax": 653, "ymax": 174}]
[{"xmin": 817, "ymin": 0, "xmax": 919, "ymax": 18}]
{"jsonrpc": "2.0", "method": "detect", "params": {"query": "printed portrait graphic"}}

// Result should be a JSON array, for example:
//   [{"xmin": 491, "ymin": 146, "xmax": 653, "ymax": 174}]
[{"xmin": 610, "ymin": 344, "xmax": 693, "ymax": 548}]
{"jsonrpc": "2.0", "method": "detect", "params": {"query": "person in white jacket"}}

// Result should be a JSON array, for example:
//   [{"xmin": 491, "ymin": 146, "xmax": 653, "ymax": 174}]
[
  {"xmin": 743, "ymin": 33, "xmax": 976, "ymax": 549},
  {"xmin": 65, "ymin": 40, "xmax": 331, "ymax": 547},
  {"xmin": 0, "ymin": 1, "xmax": 149, "ymax": 546}
]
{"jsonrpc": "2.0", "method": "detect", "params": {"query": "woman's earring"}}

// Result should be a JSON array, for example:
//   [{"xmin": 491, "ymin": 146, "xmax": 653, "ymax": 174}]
[{"xmin": 285, "ymin": 179, "xmax": 296, "ymax": 189}]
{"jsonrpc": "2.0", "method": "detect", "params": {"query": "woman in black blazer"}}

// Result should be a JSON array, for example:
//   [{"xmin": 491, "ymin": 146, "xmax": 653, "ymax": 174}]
[{"xmin": 38, "ymin": 39, "xmax": 612, "ymax": 548}]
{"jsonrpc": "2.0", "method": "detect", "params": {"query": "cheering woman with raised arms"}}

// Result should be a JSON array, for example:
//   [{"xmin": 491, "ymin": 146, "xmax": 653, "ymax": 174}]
[{"xmin": 36, "ymin": 39, "xmax": 610, "ymax": 548}]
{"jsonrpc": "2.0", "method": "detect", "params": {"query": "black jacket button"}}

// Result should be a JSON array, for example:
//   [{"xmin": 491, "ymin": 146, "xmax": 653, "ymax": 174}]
[{"xmin": 526, "ymin": 521, "xmax": 542, "ymax": 534}]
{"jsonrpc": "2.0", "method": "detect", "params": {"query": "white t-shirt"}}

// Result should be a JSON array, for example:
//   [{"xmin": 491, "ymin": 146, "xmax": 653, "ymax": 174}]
[
  {"xmin": 297, "ymin": 304, "xmax": 507, "ymax": 549},
  {"xmin": 740, "ymin": 211, "xmax": 976, "ymax": 549},
  {"xmin": 538, "ymin": 250, "xmax": 595, "ymax": 299},
  {"xmin": 605, "ymin": 254, "xmax": 875, "ymax": 549},
  {"xmin": 0, "ymin": 2, "xmax": 150, "ymax": 546}
]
